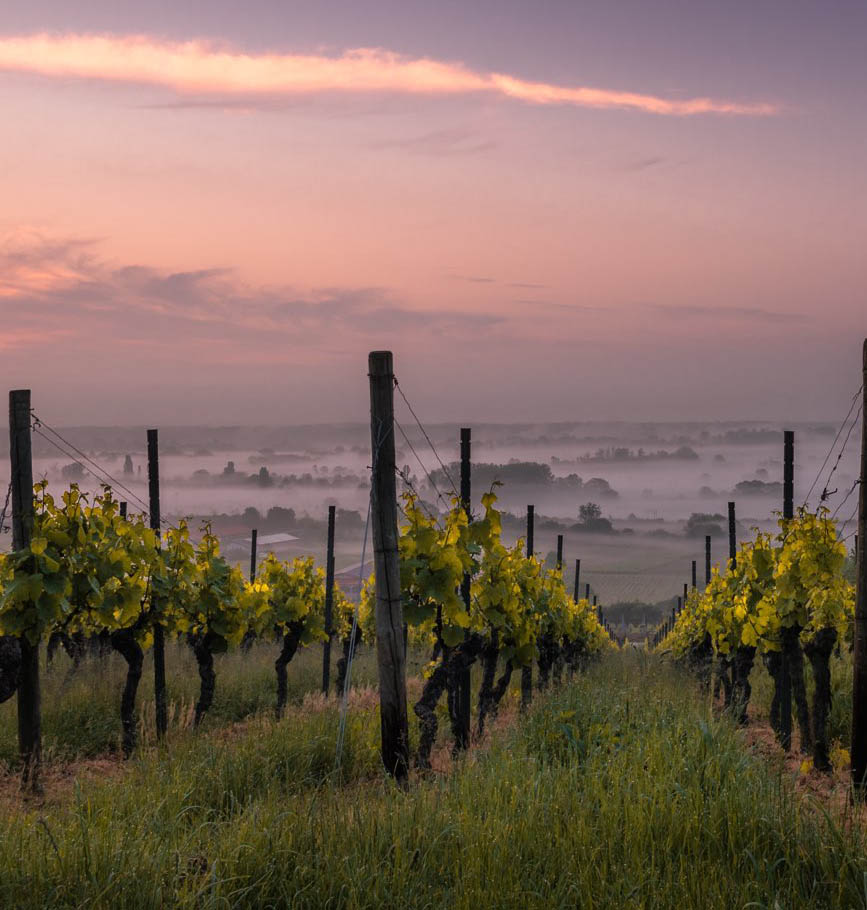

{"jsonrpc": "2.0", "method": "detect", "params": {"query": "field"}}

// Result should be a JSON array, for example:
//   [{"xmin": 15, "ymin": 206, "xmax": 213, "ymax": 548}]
[{"xmin": 3, "ymin": 649, "xmax": 867, "ymax": 908}]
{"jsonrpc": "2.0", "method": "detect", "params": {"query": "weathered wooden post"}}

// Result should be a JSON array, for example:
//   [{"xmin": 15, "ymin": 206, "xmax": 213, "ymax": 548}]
[
  {"xmin": 148, "ymin": 429, "xmax": 168, "ymax": 740},
  {"xmin": 573, "ymin": 559, "xmax": 581, "ymax": 601},
  {"xmin": 521, "ymin": 505, "xmax": 534, "ymax": 709},
  {"xmin": 691, "ymin": 560, "xmax": 697, "ymax": 589},
  {"xmin": 727, "ymin": 502, "xmax": 737, "ymax": 569},
  {"xmin": 10, "ymin": 390, "xmax": 40, "ymax": 792},
  {"xmin": 852, "ymin": 340, "xmax": 867, "ymax": 792},
  {"xmin": 322, "ymin": 506, "xmax": 335, "ymax": 695},
  {"xmin": 120, "ymin": 501, "xmax": 128, "ymax": 519},
  {"xmin": 249, "ymin": 528, "xmax": 258, "ymax": 582},
  {"xmin": 556, "ymin": 534, "xmax": 563, "ymax": 570},
  {"xmin": 779, "ymin": 433, "xmax": 794, "ymax": 750},
  {"xmin": 705, "ymin": 535, "xmax": 712, "ymax": 585},
  {"xmin": 456, "ymin": 427, "xmax": 472, "ymax": 749},
  {"xmin": 368, "ymin": 352, "xmax": 409, "ymax": 779}
]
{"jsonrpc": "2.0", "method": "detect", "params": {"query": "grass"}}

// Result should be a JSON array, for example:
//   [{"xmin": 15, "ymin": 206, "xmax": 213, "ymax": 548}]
[
  {"xmin": 0, "ymin": 641, "xmax": 432, "ymax": 766},
  {"xmin": 2, "ymin": 653, "xmax": 867, "ymax": 907}
]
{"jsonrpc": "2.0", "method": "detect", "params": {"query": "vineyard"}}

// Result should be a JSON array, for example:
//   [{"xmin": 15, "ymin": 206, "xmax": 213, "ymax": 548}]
[
  {"xmin": 656, "ymin": 507, "xmax": 855, "ymax": 772},
  {"xmin": 0, "ymin": 479, "xmax": 612, "ymax": 782},
  {"xmin": 0, "ymin": 344, "xmax": 866, "ymax": 909}
]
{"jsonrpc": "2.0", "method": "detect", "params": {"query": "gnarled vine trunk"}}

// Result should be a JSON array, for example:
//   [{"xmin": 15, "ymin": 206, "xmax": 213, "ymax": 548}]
[
  {"xmin": 418, "ymin": 635, "xmax": 483, "ymax": 766},
  {"xmin": 189, "ymin": 633, "xmax": 217, "ymax": 727},
  {"xmin": 804, "ymin": 627, "xmax": 837, "ymax": 773},
  {"xmin": 552, "ymin": 642, "xmax": 565, "ymax": 686},
  {"xmin": 521, "ymin": 665, "xmax": 533, "ymax": 709},
  {"xmin": 781, "ymin": 625, "xmax": 811, "ymax": 754},
  {"xmin": 763, "ymin": 650, "xmax": 783, "ymax": 740},
  {"xmin": 414, "ymin": 658, "xmax": 450, "ymax": 770},
  {"xmin": 0, "ymin": 636, "xmax": 21, "ymax": 705},
  {"xmin": 335, "ymin": 624, "xmax": 362, "ymax": 696},
  {"xmin": 446, "ymin": 636, "xmax": 483, "ymax": 754},
  {"xmin": 275, "ymin": 621, "xmax": 305, "ymax": 717},
  {"xmin": 731, "ymin": 645, "xmax": 756, "ymax": 725},
  {"xmin": 476, "ymin": 637, "xmax": 500, "ymax": 738},
  {"xmin": 564, "ymin": 640, "xmax": 586, "ymax": 678},
  {"xmin": 536, "ymin": 633, "xmax": 555, "ymax": 691},
  {"xmin": 110, "ymin": 629, "xmax": 143, "ymax": 758},
  {"xmin": 490, "ymin": 658, "xmax": 515, "ymax": 715},
  {"xmin": 714, "ymin": 655, "xmax": 733, "ymax": 707},
  {"xmin": 687, "ymin": 635, "xmax": 713, "ymax": 691}
]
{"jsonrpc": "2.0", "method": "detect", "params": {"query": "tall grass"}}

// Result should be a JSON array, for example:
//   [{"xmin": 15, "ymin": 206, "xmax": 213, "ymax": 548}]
[
  {"xmin": 0, "ymin": 641, "xmax": 431, "ymax": 766},
  {"xmin": 2, "ymin": 653, "xmax": 867, "ymax": 908}
]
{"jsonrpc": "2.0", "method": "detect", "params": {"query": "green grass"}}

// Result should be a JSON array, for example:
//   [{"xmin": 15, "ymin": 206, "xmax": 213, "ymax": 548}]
[
  {"xmin": 2, "ymin": 653, "xmax": 867, "ymax": 908},
  {"xmin": 0, "ymin": 641, "xmax": 432, "ymax": 766}
]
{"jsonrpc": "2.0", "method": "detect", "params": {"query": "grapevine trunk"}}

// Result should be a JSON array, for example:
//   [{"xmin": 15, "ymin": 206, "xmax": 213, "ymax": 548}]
[
  {"xmin": 804, "ymin": 627, "xmax": 837, "ymax": 773},
  {"xmin": 110, "ymin": 629, "xmax": 143, "ymax": 758},
  {"xmin": 731, "ymin": 645, "xmax": 756, "ymax": 725},
  {"xmin": 189, "ymin": 634, "xmax": 217, "ymax": 727},
  {"xmin": 781, "ymin": 626, "xmax": 812, "ymax": 754},
  {"xmin": 414, "ymin": 658, "xmax": 450, "ymax": 770},
  {"xmin": 0, "ymin": 635, "xmax": 21, "ymax": 704},
  {"xmin": 476, "ymin": 638, "xmax": 499, "ymax": 737},
  {"xmin": 275, "ymin": 621, "xmax": 304, "ymax": 716},
  {"xmin": 763, "ymin": 650, "xmax": 783, "ymax": 740}
]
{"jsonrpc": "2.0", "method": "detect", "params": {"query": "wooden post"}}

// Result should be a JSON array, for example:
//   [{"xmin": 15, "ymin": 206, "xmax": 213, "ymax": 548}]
[
  {"xmin": 573, "ymin": 559, "xmax": 581, "ymax": 601},
  {"xmin": 727, "ymin": 502, "xmax": 737, "ymax": 569},
  {"xmin": 705, "ymin": 535, "xmax": 712, "ymax": 585},
  {"xmin": 691, "ymin": 560, "xmax": 697, "ymax": 589},
  {"xmin": 249, "ymin": 528, "xmax": 258, "ymax": 582},
  {"xmin": 368, "ymin": 352, "xmax": 409, "ymax": 779},
  {"xmin": 683, "ymin": 583, "xmax": 688, "ymax": 609},
  {"xmin": 556, "ymin": 534, "xmax": 563, "ymax": 570},
  {"xmin": 526, "ymin": 505, "xmax": 535, "ymax": 557},
  {"xmin": 521, "ymin": 505, "xmax": 534, "ymax": 708},
  {"xmin": 10, "ymin": 390, "xmax": 40, "ymax": 792},
  {"xmin": 456, "ymin": 427, "xmax": 472, "ymax": 749},
  {"xmin": 120, "ymin": 501, "xmax": 127, "ymax": 519},
  {"xmin": 783, "ymin": 431, "xmax": 794, "ymax": 522},
  {"xmin": 852, "ymin": 341, "xmax": 867, "ymax": 793},
  {"xmin": 322, "ymin": 507, "xmax": 335, "ymax": 695},
  {"xmin": 779, "ymin": 431, "xmax": 794, "ymax": 751},
  {"xmin": 585, "ymin": 583, "xmax": 591, "ymax": 601},
  {"xmin": 147, "ymin": 429, "xmax": 168, "ymax": 740}
]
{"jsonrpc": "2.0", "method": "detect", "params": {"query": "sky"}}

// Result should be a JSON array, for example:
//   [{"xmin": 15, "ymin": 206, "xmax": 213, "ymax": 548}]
[{"xmin": 1, "ymin": 1, "xmax": 865, "ymax": 426}]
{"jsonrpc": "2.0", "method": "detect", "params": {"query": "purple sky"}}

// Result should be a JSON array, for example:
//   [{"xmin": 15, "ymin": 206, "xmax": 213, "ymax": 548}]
[{"xmin": 1, "ymin": 1, "xmax": 865, "ymax": 425}]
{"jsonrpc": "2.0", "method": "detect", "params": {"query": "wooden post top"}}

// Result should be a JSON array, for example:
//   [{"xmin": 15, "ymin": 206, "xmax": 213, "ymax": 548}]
[{"xmin": 368, "ymin": 351, "xmax": 394, "ymax": 376}]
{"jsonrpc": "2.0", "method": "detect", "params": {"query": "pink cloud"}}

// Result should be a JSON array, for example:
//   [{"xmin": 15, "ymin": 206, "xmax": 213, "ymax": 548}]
[{"xmin": 0, "ymin": 33, "xmax": 777, "ymax": 116}]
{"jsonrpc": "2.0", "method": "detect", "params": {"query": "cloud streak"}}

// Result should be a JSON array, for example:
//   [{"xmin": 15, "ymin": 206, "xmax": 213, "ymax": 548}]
[
  {"xmin": 0, "ymin": 230, "xmax": 501, "ymax": 362},
  {"xmin": 0, "ymin": 33, "xmax": 777, "ymax": 116},
  {"xmin": 650, "ymin": 303, "xmax": 808, "ymax": 323}
]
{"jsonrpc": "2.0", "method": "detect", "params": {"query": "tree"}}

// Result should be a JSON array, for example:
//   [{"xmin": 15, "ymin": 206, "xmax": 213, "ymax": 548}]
[
  {"xmin": 123, "ymin": 455, "xmax": 134, "ymax": 475},
  {"xmin": 266, "ymin": 506, "xmax": 296, "ymax": 527},
  {"xmin": 685, "ymin": 513, "xmax": 724, "ymax": 538},
  {"xmin": 242, "ymin": 507, "xmax": 260, "ymax": 527},
  {"xmin": 61, "ymin": 462, "xmax": 85, "ymax": 480},
  {"xmin": 579, "ymin": 503, "xmax": 602, "ymax": 523}
]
